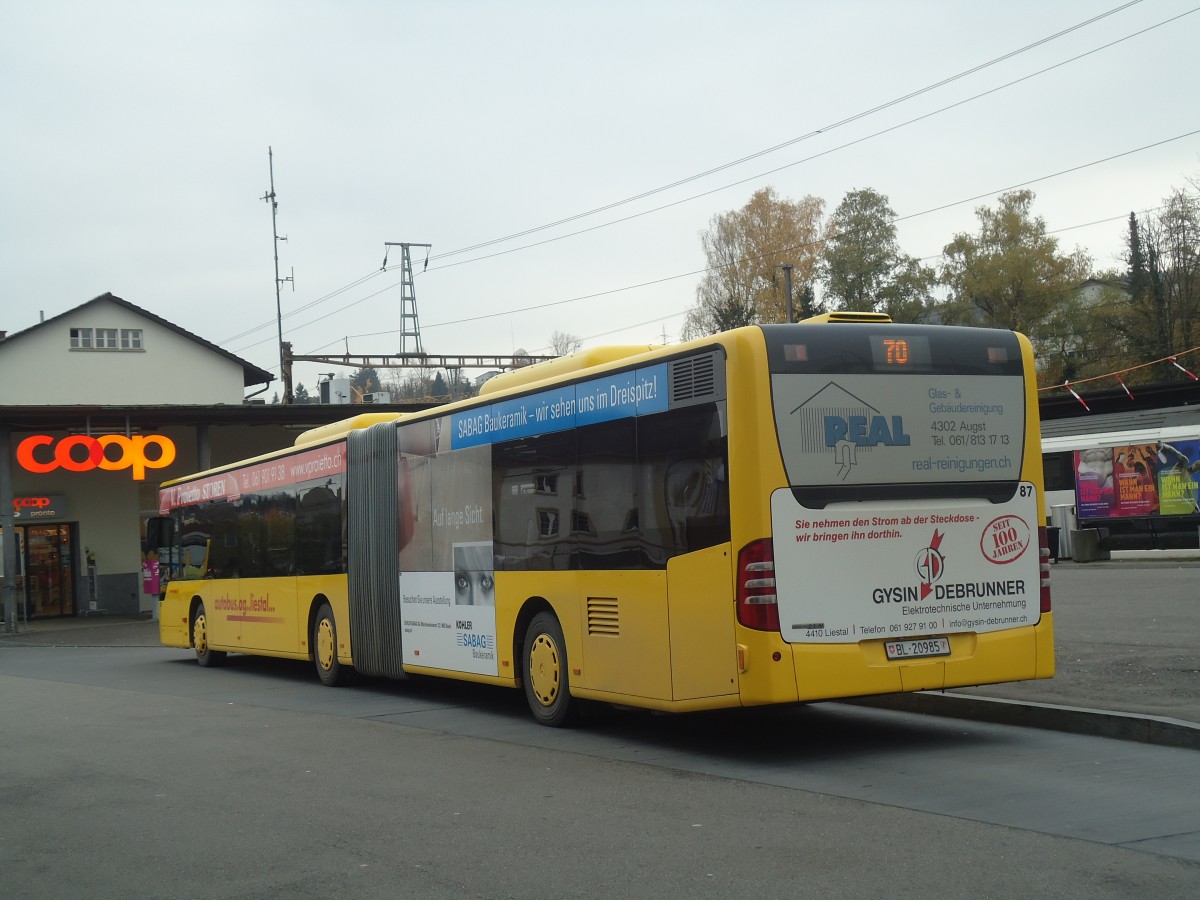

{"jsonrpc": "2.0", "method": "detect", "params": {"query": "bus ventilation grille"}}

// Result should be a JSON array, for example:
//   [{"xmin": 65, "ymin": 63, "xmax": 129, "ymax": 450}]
[
  {"xmin": 670, "ymin": 352, "xmax": 718, "ymax": 404},
  {"xmin": 586, "ymin": 597, "xmax": 620, "ymax": 636}
]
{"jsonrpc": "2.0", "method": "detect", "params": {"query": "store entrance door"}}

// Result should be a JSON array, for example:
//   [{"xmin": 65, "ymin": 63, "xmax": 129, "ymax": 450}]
[{"xmin": 24, "ymin": 524, "xmax": 76, "ymax": 618}]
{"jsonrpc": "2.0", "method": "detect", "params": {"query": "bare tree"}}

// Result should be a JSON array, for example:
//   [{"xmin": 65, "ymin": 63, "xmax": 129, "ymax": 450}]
[
  {"xmin": 1141, "ymin": 188, "xmax": 1200, "ymax": 354},
  {"xmin": 550, "ymin": 330, "xmax": 581, "ymax": 356}
]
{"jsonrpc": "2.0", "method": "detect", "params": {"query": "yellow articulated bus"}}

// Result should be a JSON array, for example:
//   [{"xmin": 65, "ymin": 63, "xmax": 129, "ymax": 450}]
[{"xmin": 148, "ymin": 315, "xmax": 1053, "ymax": 726}]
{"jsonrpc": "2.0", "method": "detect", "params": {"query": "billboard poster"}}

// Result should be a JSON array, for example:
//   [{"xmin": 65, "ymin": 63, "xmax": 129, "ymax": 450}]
[
  {"xmin": 1074, "ymin": 448, "xmax": 1116, "ymax": 518},
  {"xmin": 1155, "ymin": 439, "xmax": 1200, "ymax": 515},
  {"xmin": 1074, "ymin": 440, "xmax": 1200, "ymax": 518},
  {"xmin": 1112, "ymin": 444, "xmax": 1159, "ymax": 516}
]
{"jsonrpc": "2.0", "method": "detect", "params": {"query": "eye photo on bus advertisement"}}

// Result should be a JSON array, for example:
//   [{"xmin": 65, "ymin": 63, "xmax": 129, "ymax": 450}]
[{"xmin": 453, "ymin": 541, "xmax": 495, "ymax": 606}]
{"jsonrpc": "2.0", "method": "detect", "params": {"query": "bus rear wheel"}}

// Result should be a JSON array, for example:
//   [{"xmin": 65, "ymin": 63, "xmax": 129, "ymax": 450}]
[
  {"xmin": 313, "ymin": 602, "xmax": 349, "ymax": 686},
  {"xmin": 522, "ymin": 611, "xmax": 577, "ymax": 726},
  {"xmin": 193, "ymin": 602, "xmax": 226, "ymax": 668}
]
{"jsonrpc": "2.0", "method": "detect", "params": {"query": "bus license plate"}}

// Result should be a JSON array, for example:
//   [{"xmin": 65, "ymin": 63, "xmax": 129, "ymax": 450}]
[{"xmin": 885, "ymin": 637, "xmax": 951, "ymax": 660}]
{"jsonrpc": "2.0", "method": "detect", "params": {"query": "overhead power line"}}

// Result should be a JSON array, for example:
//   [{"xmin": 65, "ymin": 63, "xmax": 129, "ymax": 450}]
[
  {"xmin": 366, "ymin": 130, "xmax": 1200, "ymax": 336},
  {"xmin": 422, "ymin": 0, "xmax": 1148, "ymax": 264},
  {"xmin": 222, "ymin": 2, "xmax": 1167, "ymax": 350},
  {"xmin": 235, "ymin": 127, "xmax": 1200, "ymax": 366},
  {"xmin": 415, "ymin": 6, "xmax": 1197, "ymax": 277}
]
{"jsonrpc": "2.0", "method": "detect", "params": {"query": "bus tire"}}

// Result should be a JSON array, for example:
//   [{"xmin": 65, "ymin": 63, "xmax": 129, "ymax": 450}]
[
  {"xmin": 521, "ymin": 611, "xmax": 578, "ymax": 727},
  {"xmin": 313, "ymin": 602, "xmax": 348, "ymax": 687},
  {"xmin": 193, "ymin": 602, "xmax": 226, "ymax": 668}
]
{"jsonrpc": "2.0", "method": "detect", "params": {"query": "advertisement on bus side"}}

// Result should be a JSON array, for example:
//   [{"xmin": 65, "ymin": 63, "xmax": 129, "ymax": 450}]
[
  {"xmin": 450, "ymin": 363, "xmax": 668, "ymax": 449},
  {"xmin": 396, "ymin": 424, "xmax": 500, "ymax": 676},
  {"xmin": 158, "ymin": 442, "xmax": 346, "ymax": 513}
]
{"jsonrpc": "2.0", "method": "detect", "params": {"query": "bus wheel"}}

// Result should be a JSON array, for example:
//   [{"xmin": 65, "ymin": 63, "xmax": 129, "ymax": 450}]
[
  {"xmin": 313, "ymin": 602, "xmax": 347, "ymax": 686},
  {"xmin": 193, "ymin": 602, "xmax": 226, "ymax": 668},
  {"xmin": 522, "ymin": 611, "xmax": 577, "ymax": 726}
]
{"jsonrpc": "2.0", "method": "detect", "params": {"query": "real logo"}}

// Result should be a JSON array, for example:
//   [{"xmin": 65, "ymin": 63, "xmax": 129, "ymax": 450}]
[{"xmin": 823, "ymin": 415, "xmax": 911, "ymax": 447}]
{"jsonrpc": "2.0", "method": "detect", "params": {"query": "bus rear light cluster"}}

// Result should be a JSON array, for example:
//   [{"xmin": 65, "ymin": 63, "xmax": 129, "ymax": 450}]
[
  {"xmin": 1038, "ymin": 526, "xmax": 1052, "ymax": 613},
  {"xmin": 737, "ymin": 538, "xmax": 779, "ymax": 631}
]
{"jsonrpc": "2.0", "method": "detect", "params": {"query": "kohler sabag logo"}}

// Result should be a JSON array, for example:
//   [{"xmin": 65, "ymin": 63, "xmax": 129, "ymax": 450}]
[{"xmin": 791, "ymin": 382, "xmax": 910, "ymax": 480}]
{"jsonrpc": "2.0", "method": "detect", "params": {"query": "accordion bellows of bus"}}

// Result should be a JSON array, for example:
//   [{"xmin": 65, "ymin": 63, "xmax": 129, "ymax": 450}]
[{"xmin": 147, "ymin": 315, "xmax": 1054, "ymax": 725}]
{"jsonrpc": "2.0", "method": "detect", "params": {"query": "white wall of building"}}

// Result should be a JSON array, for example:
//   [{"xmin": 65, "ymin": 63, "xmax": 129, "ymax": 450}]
[{"xmin": 0, "ymin": 296, "xmax": 248, "ymax": 405}]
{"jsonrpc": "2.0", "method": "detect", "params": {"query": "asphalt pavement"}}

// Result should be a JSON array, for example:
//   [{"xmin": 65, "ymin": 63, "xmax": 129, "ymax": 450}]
[{"xmin": 3, "ymin": 556, "xmax": 1198, "ymax": 749}]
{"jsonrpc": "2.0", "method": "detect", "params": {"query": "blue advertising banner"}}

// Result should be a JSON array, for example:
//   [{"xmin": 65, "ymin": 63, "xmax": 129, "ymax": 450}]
[{"xmin": 450, "ymin": 363, "xmax": 669, "ymax": 449}]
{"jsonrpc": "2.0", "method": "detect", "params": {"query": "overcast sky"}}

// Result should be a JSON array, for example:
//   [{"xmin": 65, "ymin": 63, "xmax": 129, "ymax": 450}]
[{"xmin": 3, "ymin": 0, "xmax": 1198, "ymax": 394}]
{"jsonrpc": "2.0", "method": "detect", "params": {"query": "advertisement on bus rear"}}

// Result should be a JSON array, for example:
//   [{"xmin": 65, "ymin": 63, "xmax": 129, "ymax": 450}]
[
  {"xmin": 771, "ymin": 373, "xmax": 1025, "ymax": 488},
  {"xmin": 770, "ymin": 482, "xmax": 1041, "ymax": 642}
]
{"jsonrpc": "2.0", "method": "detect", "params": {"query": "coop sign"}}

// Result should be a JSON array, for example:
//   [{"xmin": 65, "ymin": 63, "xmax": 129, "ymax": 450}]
[{"xmin": 17, "ymin": 434, "xmax": 177, "ymax": 481}]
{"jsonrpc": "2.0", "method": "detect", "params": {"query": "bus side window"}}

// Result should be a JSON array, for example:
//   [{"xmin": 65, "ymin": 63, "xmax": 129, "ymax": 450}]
[
  {"xmin": 574, "ymin": 418, "xmax": 640, "ymax": 569},
  {"xmin": 206, "ymin": 501, "xmax": 239, "ymax": 578},
  {"xmin": 638, "ymin": 403, "xmax": 730, "ymax": 561},
  {"xmin": 296, "ymin": 482, "xmax": 344, "ymax": 575},
  {"xmin": 260, "ymin": 487, "xmax": 296, "ymax": 576},
  {"xmin": 493, "ymin": 432, "xmax": 576, "ymax": 572}
]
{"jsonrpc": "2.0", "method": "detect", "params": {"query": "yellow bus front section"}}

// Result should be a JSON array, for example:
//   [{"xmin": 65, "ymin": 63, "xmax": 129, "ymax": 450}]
[
  {"xmin": 158, "ymin": 573, "xmax": 353, "ymax": 666},
  {"xmin": 159, "ymin": 583, "xmax": 192, "ymax": 650}
]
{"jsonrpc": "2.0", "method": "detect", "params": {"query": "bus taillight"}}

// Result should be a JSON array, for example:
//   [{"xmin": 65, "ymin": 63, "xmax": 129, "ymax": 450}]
[
  {"xmin": 1038, "ymin": 526, "xmax": 1052, "ymax": 613},
  {"xmin": 737, "ymin": 538, "xmax": 779, "ymax": 631}
]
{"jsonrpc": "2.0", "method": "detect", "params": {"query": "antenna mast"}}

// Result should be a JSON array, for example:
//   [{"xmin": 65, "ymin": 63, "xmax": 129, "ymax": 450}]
[{"xmin": 262, "ymin": 147, "xmax": 294, "ymax": 403}]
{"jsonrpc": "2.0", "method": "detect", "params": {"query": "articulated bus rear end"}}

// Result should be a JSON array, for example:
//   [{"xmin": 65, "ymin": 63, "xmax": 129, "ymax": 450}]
[{"xmin": 727, "ymin": 318, "xmax": 1054, "ymax": 705}]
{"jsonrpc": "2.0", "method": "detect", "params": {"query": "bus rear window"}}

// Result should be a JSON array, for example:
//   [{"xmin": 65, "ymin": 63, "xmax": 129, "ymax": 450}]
[{"xmin": 765, "ymin": 324, "xmax": 1026, "ymax": 499}]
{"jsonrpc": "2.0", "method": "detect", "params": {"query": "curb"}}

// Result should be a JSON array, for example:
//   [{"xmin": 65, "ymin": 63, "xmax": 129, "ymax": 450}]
[
  {"xmin": 845, "ymin": 692, "xmax": 1200, "ymax": 751},
  {"xmin": 0, "ymin": 615, "xmax": 154, "ymax": 635}
]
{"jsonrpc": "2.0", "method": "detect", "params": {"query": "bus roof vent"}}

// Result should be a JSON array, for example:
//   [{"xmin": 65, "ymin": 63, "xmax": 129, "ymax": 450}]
[
  {"xmin": 801, "ymin": 311, "xmax": 892, "ymax": 324},
  {"xmin": 670, "ymin": 349, "xmax": 725, "ymax": 406}
]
